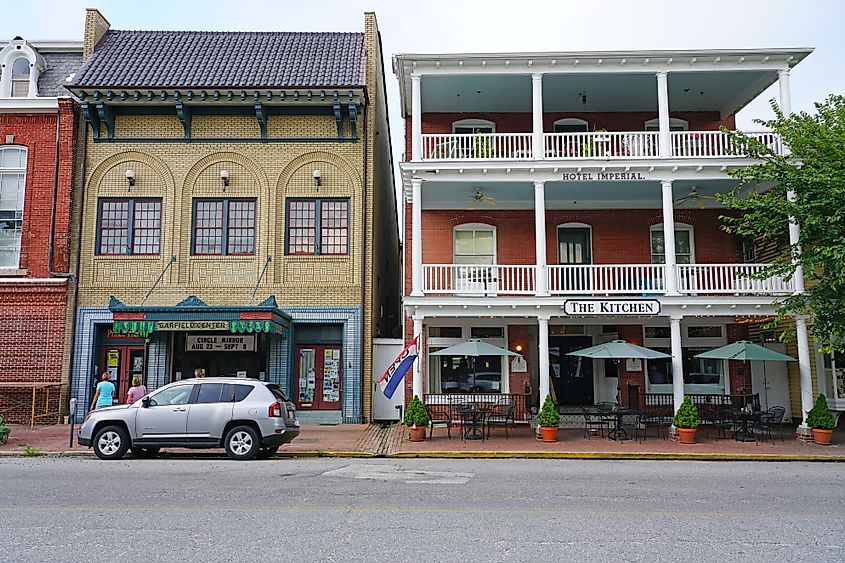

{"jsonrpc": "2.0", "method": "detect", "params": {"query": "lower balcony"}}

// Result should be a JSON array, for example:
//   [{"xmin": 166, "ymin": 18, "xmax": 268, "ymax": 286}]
[{"xmin": 421, "ymin": 263, "xmax": 795, "ymax": 297}]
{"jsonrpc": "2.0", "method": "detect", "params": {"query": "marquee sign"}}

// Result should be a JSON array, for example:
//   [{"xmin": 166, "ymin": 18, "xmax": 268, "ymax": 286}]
[
  {"xmin": 563, "ymin": 299, "xmax": 661, "ymax": 316},
  {"xmin": 156, "ymin": 320, "xmax": 229, "ymax": 331},
  {"xmin": 186, "ymin": 335, "xmax": 256, "ymax": 352}
]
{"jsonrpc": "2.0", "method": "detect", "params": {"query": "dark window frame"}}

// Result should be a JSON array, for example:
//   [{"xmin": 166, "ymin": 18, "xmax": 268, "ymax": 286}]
[
  {"xmin": 285, "ymin": 197, "xmax": 350, "ymax": 256},
  {"xmin": 191, "ymin": 198, "xmax": 257, "ymax": 256},
  {"xmin": 96, "ymin": 197, "xmax": 163, "ymax": 256}
]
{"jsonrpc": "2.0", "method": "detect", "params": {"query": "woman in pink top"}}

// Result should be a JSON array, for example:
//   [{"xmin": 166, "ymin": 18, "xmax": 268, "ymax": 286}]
[{"xmin": 126, "ymin": 376, "xmax": 147, "ymax": 404}]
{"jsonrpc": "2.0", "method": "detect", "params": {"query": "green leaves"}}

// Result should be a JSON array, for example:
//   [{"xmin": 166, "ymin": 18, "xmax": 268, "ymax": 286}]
[
  {"xmin": 672, "ymin": 396, "xmax": 699, "ymax": 429},
  {"xmin": 536, "ymin": 395, "xmax": 560, "ymax": 428},
  {"xmin": 806, "ymin": 394, "xmax": 835, "ymax": 430},
  {"xmin": 719, "ymin": 95, "xmax": 845, "ymax": 353}
]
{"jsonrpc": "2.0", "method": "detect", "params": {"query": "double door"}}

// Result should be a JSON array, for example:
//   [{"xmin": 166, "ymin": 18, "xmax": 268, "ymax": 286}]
[
  {"xmin": 549, "ymin": 336, "xmax": 594, "ymax": 406},
  {"xmin": 296, "ymin": 345, "xmax": 342, "ymax": 410},
  {"xmin": 100, "ymin": 345, "xmax": 145, "ymax": 404}
]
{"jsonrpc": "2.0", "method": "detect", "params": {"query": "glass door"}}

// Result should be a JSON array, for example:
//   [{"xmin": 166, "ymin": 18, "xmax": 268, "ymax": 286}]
[
  {"xmin": 558, "ymin": 227, "xmax": 592, "ymax": 292},
  {"xmin": 296, "ymin": 345, "xmax": 342, "ymax": 410}
]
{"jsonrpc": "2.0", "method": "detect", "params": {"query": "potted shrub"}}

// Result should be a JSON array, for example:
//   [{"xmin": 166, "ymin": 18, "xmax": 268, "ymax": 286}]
[
  {"xmin": 807, "ymin": 394, "xmax": 836, "ymax": 445},
  {"xmin": 0, "ymin": 416, "xmax": 10, "ymax": 445},
  {"xmin": 673, "ymin": 396, "xmax": 699, "ymax": 444},
  {"xmin": 536, "ymin": 395, "xmax": 560, "ymax": 442},
  {"xmin": 404, "ymin": 395, "xmax": 430, "ymax": 442}
]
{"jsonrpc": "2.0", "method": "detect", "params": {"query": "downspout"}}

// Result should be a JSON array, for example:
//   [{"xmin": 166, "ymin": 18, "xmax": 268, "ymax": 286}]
[{"xmin": 360, "ymin": 103, "xmax": 369, "ymax": 425}]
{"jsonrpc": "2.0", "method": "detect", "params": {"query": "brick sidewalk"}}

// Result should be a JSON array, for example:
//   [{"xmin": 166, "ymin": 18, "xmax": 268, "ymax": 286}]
[{"xmin": 1, "ymin": 422, "xmax": 843, "ymax": 460}]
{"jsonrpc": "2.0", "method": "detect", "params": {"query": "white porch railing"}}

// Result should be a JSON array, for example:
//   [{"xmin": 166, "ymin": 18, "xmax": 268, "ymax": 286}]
[
  {"xmin": 676, "ymin": 264, "xmax": 795, "ymax": 294},
  {"xmin": 544, "ymin": 131, "xmax": 659, "ymax": 159},
  {"xmin": 423, "ymin": 264, "xmax": 535, "ymax": 295},
  {"xmin": 671, "ymin": 131, "xmax": 786, "ymax": 158},
  {"xmin": 547, "ymin": 264, "xmax": 667, "ymax": 295},
  {"xmin": 421, "ymin": 133, "xmax": 533, "ymax": 161},
  {"xmin": 417, "ymin": 131, "xmax": 785, "ymax": 161}
]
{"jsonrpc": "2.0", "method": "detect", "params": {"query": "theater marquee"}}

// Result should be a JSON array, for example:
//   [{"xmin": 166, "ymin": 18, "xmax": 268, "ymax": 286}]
[{"xmin": 564, "ymin": 299, "xmax": 661, "ymax": 316}]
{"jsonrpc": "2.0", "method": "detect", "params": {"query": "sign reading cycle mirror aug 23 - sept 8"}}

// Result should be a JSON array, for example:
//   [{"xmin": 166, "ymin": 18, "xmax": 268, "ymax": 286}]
[
  {"xmin": 563, "ymin": 299, "xmax": 661, "ymax": 316},
  {"xmin": 186, "ymin": 335, "xmax": 256, "ymax": 352}
]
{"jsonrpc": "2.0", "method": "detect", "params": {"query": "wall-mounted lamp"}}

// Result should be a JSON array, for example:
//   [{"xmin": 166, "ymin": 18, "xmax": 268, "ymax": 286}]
[
  {"xmin": 125, "ymin": 169, "xmax": 135, "ymax": 191},
  {"xmin": 220, "ymin": 169, "xmax": 229, "ymax": 191},
  {"xmin": 515, "ymin": 344, "xmax": 523, "ymax": 353},
  {"xmin": 313, "ymin": 169, "xmax": 321, "ymax": 189}
]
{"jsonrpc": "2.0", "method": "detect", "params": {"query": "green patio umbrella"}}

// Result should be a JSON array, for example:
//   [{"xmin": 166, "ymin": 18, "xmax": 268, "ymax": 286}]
[
  {"xmin": 431, "ymin": 339, "xmax": 519, "ymax": 392},
  {"xmin": 565, "ymin": 340, "xmax": 671, "ymax": 360},
  {"xmin": 693, "ymin": 341, "xmax": 796, "ymax": 362}
]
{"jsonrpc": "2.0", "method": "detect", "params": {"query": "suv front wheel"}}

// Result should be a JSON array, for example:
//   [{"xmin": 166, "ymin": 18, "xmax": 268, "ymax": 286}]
[
  {"xmin": 93, "ymin": 425, "xmax": 129, "ymax": 460},
  {"xmin": 224, "ymin": 426, "xmax": 260, "ymax": 460}
]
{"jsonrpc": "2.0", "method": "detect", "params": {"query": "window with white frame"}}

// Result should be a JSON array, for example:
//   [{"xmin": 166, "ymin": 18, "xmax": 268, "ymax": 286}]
[
  {"xmin": 10, "ymin": 58, "xmax": 31, "ymax": 97},
  {"xmin": 650, "ymin": 223, "xmax": 694, "ymax": 264},
  {"xmin": 0, "ymin": 40, "xmax": 44, "ymax": 98},
  {"xmin": 0, "ymin": 146, "xmax": 26, "ymax": 269},
  {"xmin": 553, "ymin": 118, "xmax": 589, "ymax": 133},
  {"xmin": 452, "ymin": 119, "xmax": 495, "ymax": 134},
  {"xmin": 823, "ymin": 352, "xmax": 845, "ymax": 401},
  {"xmin": 453, "ymin": 224, "xmax": 495, "ymax": 265},
  {"xmin": 644, "ymin": 118, "xmax": 689, "ymax": 132}
]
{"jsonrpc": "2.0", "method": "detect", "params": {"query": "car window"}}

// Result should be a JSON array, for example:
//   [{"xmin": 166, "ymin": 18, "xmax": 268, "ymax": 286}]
[
  {"xmin": 267, "ymin": 384, "xmax": 289, "ymax": 402},
  {"xmin": 222, "ymin": 383, "xmax": 254, "ymax": 402},
  {"xmin": 149, "ymin": 385, "xmax": 193, "ymax": 406},
  {"xmin": 195, "ymin": 383, "xmax": 224, "ymax": 404}
]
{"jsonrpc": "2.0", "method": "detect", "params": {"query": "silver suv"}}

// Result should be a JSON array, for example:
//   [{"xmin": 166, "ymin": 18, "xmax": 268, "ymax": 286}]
[{"xmin": 78, "ymin": 378, "xmax": 299, "ymax": 460}]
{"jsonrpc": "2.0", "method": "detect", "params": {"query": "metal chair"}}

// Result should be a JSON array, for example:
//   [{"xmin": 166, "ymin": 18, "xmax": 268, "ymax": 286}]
[
  {"xmin": 580, "ymin": 406, "xmax": 609, "ymax": 439},
  {"xmin": 423, "ymin": 403, "xmax": 452, "ymax": 440},
  {"xmin": 756, "ymin": 406, "xmax": 787, "ymax": 443},
  {"xmin": 640, "ymin": 405, "xmax": 670, "ymax": 440},
  {"xmin": 486, "ymin": 396, "xmax": 515, "ymax": 439}
]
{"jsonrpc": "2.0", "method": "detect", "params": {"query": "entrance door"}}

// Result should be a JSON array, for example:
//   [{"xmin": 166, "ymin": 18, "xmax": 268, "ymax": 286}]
[
  {"xmin": 558, "ymin": 227, "xmax": 591, "ymax": 292},
  {"xmin": 549, "ymin": 336, "xmax": 594, "ymax": 406},
  {"xmin": 100, "ymin": 346, "xmax": 145, "ymax": 404},
  {"xmin": 751, "ymin": 343, "xmax": 791, "ymax": 419},
  {"xmin": 296, "ymin": 345, "xmax": 342, "ymax": 410}
]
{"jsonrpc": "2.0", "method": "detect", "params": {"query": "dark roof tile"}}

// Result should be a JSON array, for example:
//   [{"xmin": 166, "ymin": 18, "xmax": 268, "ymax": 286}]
[{"xmin": 69, "ymin": 30, "xmax": 365, "ymax": 89}]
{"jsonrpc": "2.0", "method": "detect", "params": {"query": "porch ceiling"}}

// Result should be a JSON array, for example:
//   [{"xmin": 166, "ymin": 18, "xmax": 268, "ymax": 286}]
[
  {"xmin": 419, "ymin": 70, "xmax": 773, "ymax": 115},
  {"xmin": 420, "ymin": 179, "xmax": 742, "ymax": 210}
]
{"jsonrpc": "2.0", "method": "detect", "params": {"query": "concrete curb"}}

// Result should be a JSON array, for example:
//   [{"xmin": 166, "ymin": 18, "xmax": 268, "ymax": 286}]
[{"xmin": 1, "ymin": 449, "xmax": 843, "ymax": 462}]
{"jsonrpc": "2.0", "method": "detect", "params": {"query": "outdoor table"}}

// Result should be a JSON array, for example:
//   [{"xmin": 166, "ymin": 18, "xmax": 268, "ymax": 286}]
[
  {"xmin": 457, "ymin": 405, "xmax": 491, "ymax": 441},
  {"xmin": 731, "ymin": 409, "xmax": 759, "ymax": 442},
  {"xmin": 607, "ymin": 406, "xmax": 636, "ymax": 442}
]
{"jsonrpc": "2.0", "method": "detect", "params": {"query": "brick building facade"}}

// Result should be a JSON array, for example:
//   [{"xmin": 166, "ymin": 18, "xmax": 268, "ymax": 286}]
[
  {"xmin": 66, "ymin": 10, "xmax": 400, "ymax": 424},
  {"xmin": 0, "ymin": 39, "xmax": 81, "ymax": 423}
]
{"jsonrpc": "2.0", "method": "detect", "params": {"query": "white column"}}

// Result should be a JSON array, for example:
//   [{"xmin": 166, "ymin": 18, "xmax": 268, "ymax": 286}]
[
  {"xmin": 778, "ymin": 69, "xmax": 792, "ymax": 115},
  {"xmin": 411, "ymin": 73, "xmax": 422, "ymax": 161},
  {"xmin": 532, "ymin": 72, "xmax": 544, "ymax": 160},
  {"xmin": 656, "ymin": 71, "xmax": 671, "ymax": 157},
  {"xmin": 538, "ymin": 315, "xmax": 550, "ymax": 407},
  {"xmin": 411, "ymin": 178, "xmax": 423, "ymax": 296},
  {"xmin": 412, "ymin": 316, "xmax": 424, "ymax": 400},
  {"xmin": 534, "ymin": 181, "xmax": 548, "ymax": 296},
  {"xmin": 796, "ymin": 316, "xmax": 814, "ymax": 430},
  {"xmin": 670, "ymin": 316, "xmax": 684, "ymax": 414},
  {"xmin": 661, "ymin": 180, "xmax": 679, "ymax": 295}
]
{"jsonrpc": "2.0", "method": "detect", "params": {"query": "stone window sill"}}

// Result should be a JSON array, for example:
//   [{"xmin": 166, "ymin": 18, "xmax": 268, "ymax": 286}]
[{"xmin": 0, "ymin": 268, "xmax": 27, "ymax": 277}]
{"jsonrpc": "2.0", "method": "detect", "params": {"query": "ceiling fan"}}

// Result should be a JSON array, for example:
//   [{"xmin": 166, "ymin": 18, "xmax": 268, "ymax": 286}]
[
  {"xmin": 470, "ymin": 188, "xmax": 496, "ymax": 207},
  {"xmin": 675, "ymin": 186, "xmax": 717, "ymax": 209}
]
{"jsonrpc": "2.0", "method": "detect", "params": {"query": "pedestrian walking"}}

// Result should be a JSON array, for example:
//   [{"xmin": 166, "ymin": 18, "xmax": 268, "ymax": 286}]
[
  {"xmin": 126, "ymin": 376, "xmax": 147, "ymax": 404},
  {"xmin": 90, "ymin": 372, "xmax": 116, "ymax": 411}
]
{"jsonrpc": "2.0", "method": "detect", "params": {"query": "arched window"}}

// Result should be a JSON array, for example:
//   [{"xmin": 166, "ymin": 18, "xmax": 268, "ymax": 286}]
[
  {"xmin": 0, "ymin": 146, "xmax": 27, "ymax": 269},
  {"xmin": 452, "ymin": 119, "xmax": 495, "ymax": 134},
  {"xmin": 644, "ymin": 118, "xmax": 689, "ymax": 132},
  {"xmin": 10, "ymin": 58, "xmax": 30, "ymax": 97},
  {"xmin": 650, "ymin": 222, "xmax": 694, "ymax": 264},
  {"xmin": 554, "ymin": 118, "xmax": 589, "ymax": 133}
]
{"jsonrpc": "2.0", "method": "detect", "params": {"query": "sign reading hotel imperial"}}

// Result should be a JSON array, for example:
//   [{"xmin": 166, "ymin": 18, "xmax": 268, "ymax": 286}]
[
  {"xmin": 564, "ymin": 299, "xmax": 661, "ymax": 316},
  {"xmin": 562, "ymin": 171, "xmax": 648, "ymax": 181}
]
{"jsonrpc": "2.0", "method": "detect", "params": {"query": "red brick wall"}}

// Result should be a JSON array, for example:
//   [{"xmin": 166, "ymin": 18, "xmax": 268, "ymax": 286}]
[
  {"xmin": 507, "ymin": 324, "xmax": 531, "ymax": 395},
  {"xmin": 405, "ymin": 111, "xmax": 736, "ymax": 160},
  {"xmin": 405, "ymin": 207, "xmax": 742, "ymax": 294},
  {"xmin": 0, "ymin": 100, "xmax": 77, "ymax": 423},
  {"xmin": 726, "ymin": 323, "xmax": 751, "ymax": 394},
  {"xmin": 618, "ymin": 325, "xmax": 645, "ymax": 409}
]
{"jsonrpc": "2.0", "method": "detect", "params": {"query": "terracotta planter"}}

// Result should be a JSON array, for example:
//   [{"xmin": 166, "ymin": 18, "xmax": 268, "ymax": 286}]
[
  {"xmin": 812, "ymin": 428, "xmax": 833, "ymax": 445},
  {"xmin": 539, "ymin": 426, "xmax": 559, "ymax": 443},
  {"xmin": 676, "ymin": 427, "xmax": 697, "ymax": 444},
  {"xmin": 408, "ymin": 426, "xmax": 427, "ymax": 442}
]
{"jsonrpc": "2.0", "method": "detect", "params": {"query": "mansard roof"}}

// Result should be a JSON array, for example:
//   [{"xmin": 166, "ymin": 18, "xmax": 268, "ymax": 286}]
[{"xmin": 69, "ymin": 30, "xmax": 366, "ymax": 90}]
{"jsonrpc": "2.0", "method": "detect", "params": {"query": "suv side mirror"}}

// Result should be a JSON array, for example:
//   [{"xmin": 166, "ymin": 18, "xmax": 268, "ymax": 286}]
[{"xmin": 141, "ymin": 396, "xmax": 151, "ymax": 408}]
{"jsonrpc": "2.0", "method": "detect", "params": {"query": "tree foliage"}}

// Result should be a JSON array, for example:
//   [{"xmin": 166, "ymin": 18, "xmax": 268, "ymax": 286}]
[{"xmin": 719, "ymin": 95, "xmax": 845, "ymax": 353}]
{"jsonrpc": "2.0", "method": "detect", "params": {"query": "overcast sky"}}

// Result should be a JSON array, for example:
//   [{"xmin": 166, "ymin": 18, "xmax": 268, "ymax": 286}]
[{"xmin": 4, "ymin": 0, "xmax": 842, "ymax": 213}]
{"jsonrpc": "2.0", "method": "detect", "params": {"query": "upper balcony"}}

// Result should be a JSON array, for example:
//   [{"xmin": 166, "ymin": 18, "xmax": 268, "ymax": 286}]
[{"xmin": 394, "ymin": 48, "xmax": 812, "ymax": 166}]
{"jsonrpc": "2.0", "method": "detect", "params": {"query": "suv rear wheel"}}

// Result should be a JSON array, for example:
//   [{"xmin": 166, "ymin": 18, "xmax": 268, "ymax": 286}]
[
  {"xmin": 93, "ymin": 425, "xmax": 129, "ymax": 460},
  {"xmin": 224, "ymin": 426, "xmax": 260, "ymax": 460}
]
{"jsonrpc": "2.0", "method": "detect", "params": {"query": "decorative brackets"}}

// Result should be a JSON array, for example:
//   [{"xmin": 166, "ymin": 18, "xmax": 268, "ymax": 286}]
[
  {"xmin": 333, "ymin": 100, "xmax": 343, "ymax": 138},
  {"xmin": 80, "ymin": 101, "xmax": 101, "ymax": 140},
  {"xmin": 254, "ymin": 101, "xmax": 267, "ymax": 141},
  {"xmin": 95, "ymin": 102, "xmax": 115, "ymax": 139},
  {"xmin": 347, "ymin": 103, "xmax": 358, "ymax": 139},
  {"xmin": 175, "ymin": 100, "xmax": 192, "ymax": 139}
]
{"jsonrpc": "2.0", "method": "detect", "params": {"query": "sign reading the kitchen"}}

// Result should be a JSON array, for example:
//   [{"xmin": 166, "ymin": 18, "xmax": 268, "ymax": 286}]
[
  {"xmin": 186, "ymin": 335, "xmax": 256, "ymax": 352},
  {"xmin": 563, "ymin": 299, "xmax": 661, "ymax": 316}
]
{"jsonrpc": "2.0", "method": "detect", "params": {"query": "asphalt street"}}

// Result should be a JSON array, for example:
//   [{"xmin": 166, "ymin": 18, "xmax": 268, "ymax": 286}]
[{"xmin": 0, "ymin": 457, "xmax": 842, "ymax": 562}]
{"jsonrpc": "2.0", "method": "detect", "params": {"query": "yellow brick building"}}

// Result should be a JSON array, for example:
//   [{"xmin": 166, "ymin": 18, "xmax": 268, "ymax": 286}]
[{"xmin": 67, "ymin": 9, "xmax": 401, "ymax": 424}]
